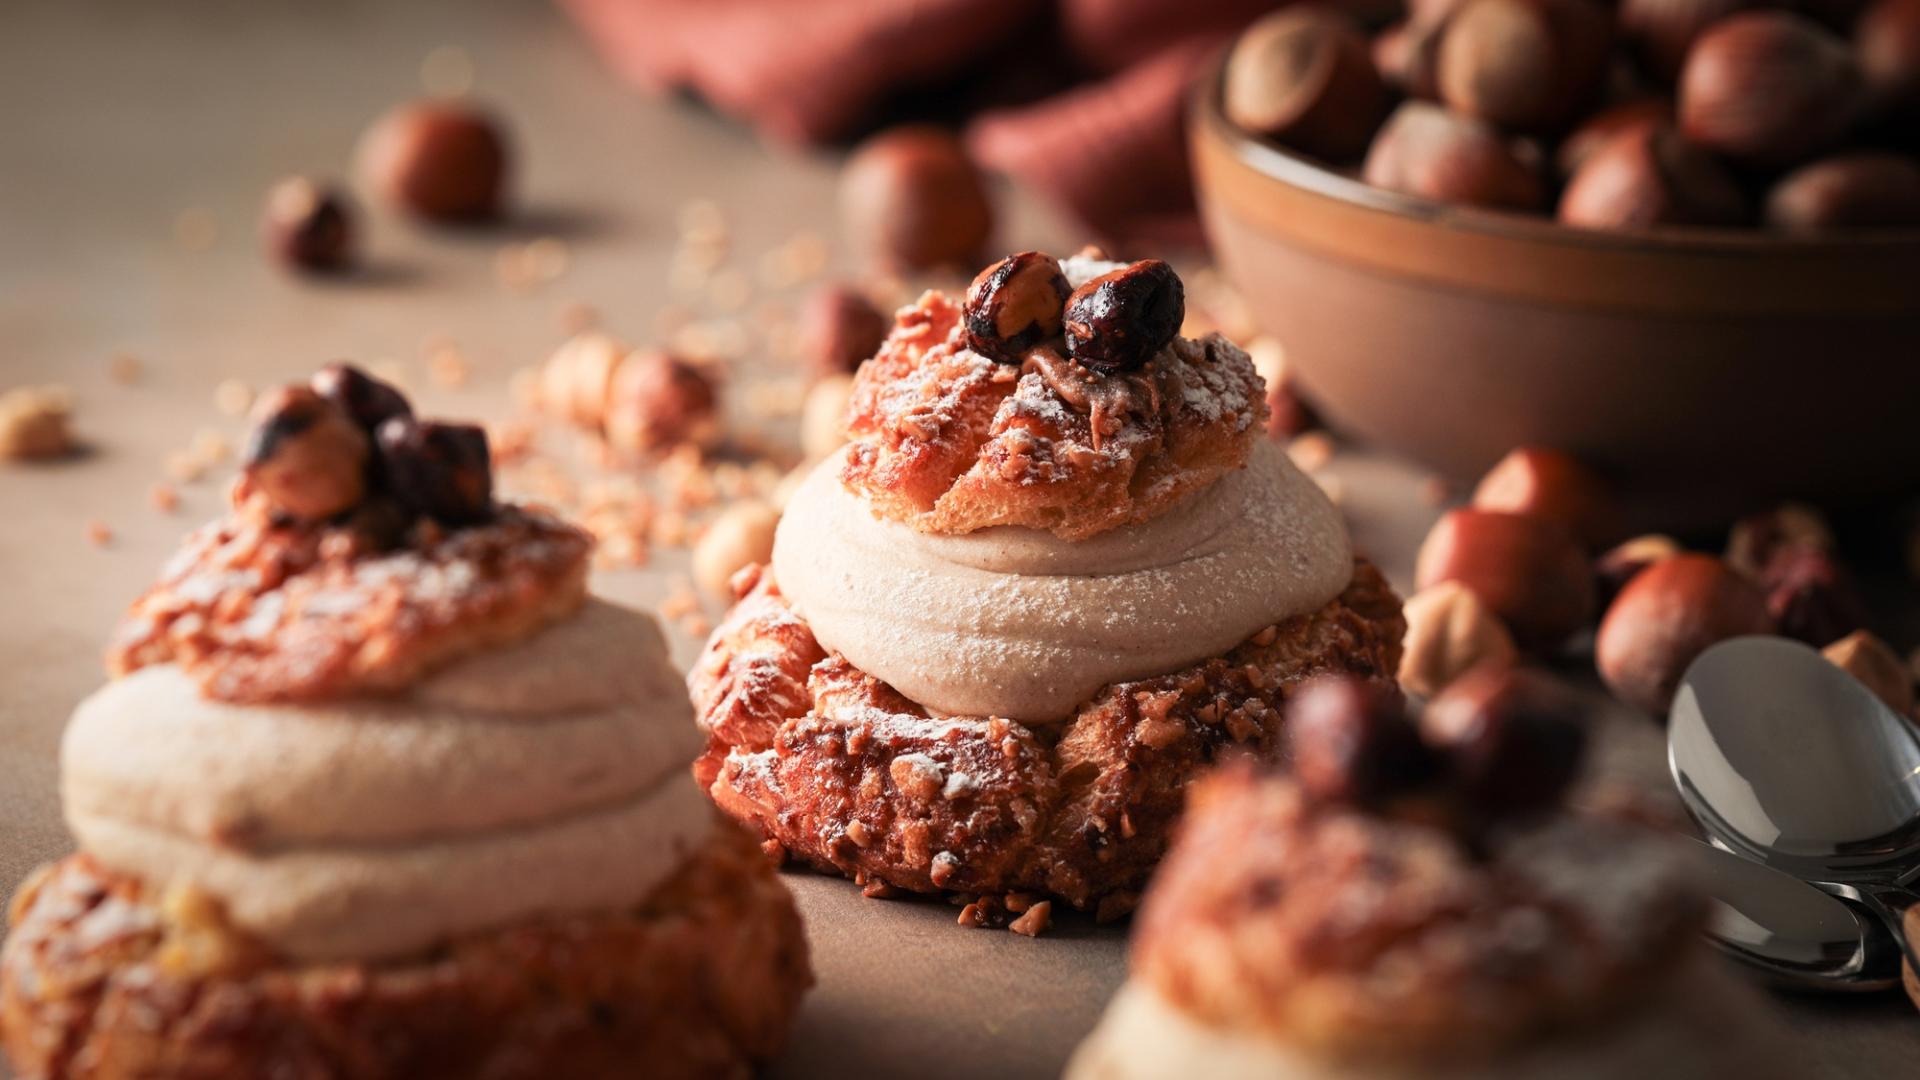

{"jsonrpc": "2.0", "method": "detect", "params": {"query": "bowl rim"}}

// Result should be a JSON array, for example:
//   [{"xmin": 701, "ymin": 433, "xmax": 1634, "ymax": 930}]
[{"xmin": 1192, "ymin": 54, "xmax": 1920, "ymax": 257}]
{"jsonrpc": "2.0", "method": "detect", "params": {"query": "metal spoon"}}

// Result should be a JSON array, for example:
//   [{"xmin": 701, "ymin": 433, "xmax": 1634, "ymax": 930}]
[
  {"xmin": 1682, "ymin": 835, "xmax": 1901, "ymax": 991},
  {"xmin": 1669, "ymin": 635, "xmax": 1920, "ymax": 973}
]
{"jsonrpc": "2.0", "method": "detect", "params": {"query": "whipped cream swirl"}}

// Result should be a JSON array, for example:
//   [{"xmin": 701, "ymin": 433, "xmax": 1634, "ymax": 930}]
[
  {"xmin": 62, "ymin": 599, "xmax": 713, "ymax": 963},
  {"xmin": 772, "ymin": 441, "xmax": 1352, "ymax": 724}
]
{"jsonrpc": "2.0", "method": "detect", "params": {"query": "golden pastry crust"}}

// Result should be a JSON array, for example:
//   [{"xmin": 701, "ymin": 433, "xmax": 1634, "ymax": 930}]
[
  {"xmin": 107, "ymin": 503, "xmax": 591, "ymax": 704},
  {"xmin": 688, "ymin": 561, "xmax": 1404, "ymax": 912},
  {"xmin": 839, "ymin": 290, "xmax": 1267, "ymax": 541},
  {"xmin": 0, "ymin": 824, "xmax": 811, "ymax": 1080},
  {"xmin": 1130, "ymin": 766, "xmax": 1704, "ymax": 1065}
]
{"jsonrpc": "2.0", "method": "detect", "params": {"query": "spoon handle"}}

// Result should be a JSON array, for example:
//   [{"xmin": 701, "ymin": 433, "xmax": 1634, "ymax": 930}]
[{"xmin": 1853, "ymin": 884, "xmax": 1920, "ymax": 976}]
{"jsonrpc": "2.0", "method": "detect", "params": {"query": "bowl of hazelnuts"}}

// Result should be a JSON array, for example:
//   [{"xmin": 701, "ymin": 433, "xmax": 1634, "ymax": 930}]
[{"xmin": 1191, "ymin": 0, "xmax": 1920, "ymax": 529}]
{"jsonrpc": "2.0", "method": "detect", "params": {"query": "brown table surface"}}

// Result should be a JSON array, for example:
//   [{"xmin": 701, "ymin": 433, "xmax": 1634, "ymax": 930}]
[{"xmin": 3, "ymin": 1, "xmax": 1917, "ymax": 1076}]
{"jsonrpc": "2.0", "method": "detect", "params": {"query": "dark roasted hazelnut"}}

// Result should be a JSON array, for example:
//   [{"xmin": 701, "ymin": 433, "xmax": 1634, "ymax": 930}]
[
  {"xmin": 1558, "ymin": 124, "xmax": 1749, "ymax": 230},
  {"xmin": 1760, "ymin": 545, "xmax": 1867, "ymax": 646},
  {"xmin": 1725, "ymin": 502, "xmax": 1833, "ymax": 579},
  {"xmin": 605, "ymin": 351, "xmax": 720, "ymax": 455},
  {"xmin": 1678, "ymin": 13, "xmax": 1863, "ymax": 168},
  {"xmin": 1470, "ymin": 446, "xmax": 1619, "ymax": 549},
  {"xmin": 1224, "ymin": 7, "xmax": 1392, "ymax": 162},
  {"xmin": 356, "ymin": 101, "xmax": 509, "ymax": 222},
  {"xmin": 796, "ymin": 285, "xmax": 890, "ymax": 380},
  {"xmin": 310, "ymin": 363, "xmax": 412, "ymax": 431},
  {"xmin": 1596, "ymin": 553, "xmax": 1774, "ymax": 715},
  {"xmin": 243, "ymin": 387, "xmax": 370, "ymax": 522},
  {"xmin": 1062, "ymin": 259, "xmax": 1185, "ymax": 373},
  {"xmin": 1422, "ymin": 665, "xmax": 1588, "ymax": 818},
  {"xmin": 964, "ymin": 252, "xmax": 1071, "ymax": 364},
  {"xmin": 375, "ymin": 418, "xmax": 493, "ymax": 525},
  {"xmin": 1595, "ymin": 533, "xmax": 1683, "ymax": 606},
  {"xmin": 1415, "ymin": 508, "xmax": 1597, "ymax": 651},
  {"xmin": 1764, "ymin": 153, "xmax": 1920, "ymax": 230},
  {"xmin": 1286, "ymin": 676, "xmax": 1436, "ymax": 807},
  {"xmin": 261, "ymin": 177, "xmax": 355, "ymax": 272},
  {"xmin": 840, "ymin": 126, "xmax": 994, "ymax": 271}
]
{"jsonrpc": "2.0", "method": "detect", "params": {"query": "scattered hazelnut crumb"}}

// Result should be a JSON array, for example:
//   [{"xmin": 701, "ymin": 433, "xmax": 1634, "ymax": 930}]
[
  {"xmin": 1008, "ymin": 900, "xmax": 1052, "ymax": 937},
  {"xmin": 860, "ymin": 881, "xmax": 905, "ymax": 899},
  {"xmin": 426, "ymin": 343, "xmax": 470, "ymax": 388},
  {"xmin": 0, "ymin": 386, "xmax": 76, "ymax": 461},
  {"xmin": 84, "ymin": 519, "xmax": 113, "ymax": 547},
  {"xmin": 213, "ymin": 379, "xmax": 255, "ymax": 417},
  {"xmin": 108, "ymin": 353, "xmax": 143, "ymax": 385},
  {"xmin": 148, "ymin": 483, "xmax": 180, "ymax": 513},
  {"xmin": 189, "ymin": 428, "xmax": 232, "ymax": 464}
]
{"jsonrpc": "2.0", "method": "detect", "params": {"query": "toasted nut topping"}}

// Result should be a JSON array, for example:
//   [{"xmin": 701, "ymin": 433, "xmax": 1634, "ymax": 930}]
[
  {"xmin": 374, "ymin": 418, "xmax": 493, "ymax": 525},
  {"xmin": 963, "ymin": 251, "xmax": 1070, "ymax": 364},
  {"xmin": 242, "ymin": 387, "xmax": 369, "ymax": 522},
  {"xmin": 1062, "ymin": 259, "xmax": 1184, "ymax": 373}
]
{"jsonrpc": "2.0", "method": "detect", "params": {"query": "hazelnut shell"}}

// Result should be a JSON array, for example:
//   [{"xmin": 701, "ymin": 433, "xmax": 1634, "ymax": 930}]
[
  {"xmin": 1415, "ymin": 508, "xmax": 1597, "ymax": 651},
  {"xmin": 1595, "ymin": 553, "xmax": 1774, "ymax": 715}
]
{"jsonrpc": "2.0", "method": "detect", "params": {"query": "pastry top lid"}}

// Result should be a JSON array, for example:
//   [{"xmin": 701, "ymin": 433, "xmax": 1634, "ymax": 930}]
[
  {"xmin": 108, "ymin": 364, "xmax": 592, "ymax": 703},
  {"xmin": 838, "ymin": 250, "xmax": 1269, "ymax": 541}
]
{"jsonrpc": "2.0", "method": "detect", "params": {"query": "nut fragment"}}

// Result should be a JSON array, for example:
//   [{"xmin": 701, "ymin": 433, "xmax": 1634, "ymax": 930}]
[
  {"xmin": 1286, "ymin": 676, "xmax": 1435, "ymax": 808},
  {"xmin": 796, "ymin": 285, "xmax": 889, "ymax": 380},
  {"xmin": 1414, "ymin": 508, "xmax": 1596, "ymax": 651},
  {"xmin": 1596, "ymin": 553, "xmax": 1774, "ymax": 715},
  {"xmin": 1764, "ymin": 152, "xmax": 1920, "ymax": 230},
  {"xmin": 963, "ymin": 252, "xmax": 1071, "ymax": 364},
  {"xmin": 310, "ymin": 363, "xmax": 412, "ymax": 431},
  {"xmin": 374, "ymin": 418, "xmax": 493, "ymax": 525},
  {"xmin": 1558, "ymin": 124, "xmax": 1749, "ymax": 230},
  {"xmin": 604, "ymin": 352, "xmax": 720, "ymax": 455},
  {"xmin": 1823, "ymin": 630, "xmax": 1914, "ymax": 714},
  {"xmin": 242, "ymin": 387, "xmax": 370, "ymax": 522},
  {"xmin": 261, "ymin": 177, "xmax": 356, "ymax": 272},
  {"xmin": 1062, "ymin": 259, "xmax": 1185, "ymax": 373},
  {"xmin": 1398, "ymin": 581, "xmax": 1520, "ymax": 698},
  {"xmin": 801, "ymin": 374, "xmax": 856, "ymax": 461},
  {"xmin": 693, "ymin": 500, "xmax": 781, "ymax": 597},
  {"xmin": 1224, "ymin": 7, "xmax": 1392, "ymax": 161},
  {"xmin": 1363, "ymin": 102, "xmax": 1546, "ymax": 211},
  {"xmin": 356, "ymin": 101, "xmax": 509, "ymax": 222},
  {"xmin": 840, "ymin": 126, "xmax": 994, "ymax": 270},
  {"xmin": 0, "ymin": 386, "xmax": 74, "ymax": 461},
  {"xmin": 1678, "ymin": 13, "xmax": 1863, "ymax": 167},
  {"xmin": 1470, "ymin": 445, "xmax": 1618, "ymax": 549},
  {"xmin": 1421, "ymin": 664, "xmax": 1588, "ymax": 818}
]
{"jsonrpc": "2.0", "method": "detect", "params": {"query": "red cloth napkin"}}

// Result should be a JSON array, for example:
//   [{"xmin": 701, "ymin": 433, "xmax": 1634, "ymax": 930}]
[{"xmin": 557, "ymin": 0, "xmax": 1287, "ymax": 244}]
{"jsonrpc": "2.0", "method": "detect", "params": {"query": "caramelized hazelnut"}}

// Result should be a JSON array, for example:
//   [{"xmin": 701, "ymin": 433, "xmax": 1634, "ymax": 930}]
[
  {"xmin": 310, "ymin": 363, "xmax": 411, "ymax": 431},
  {"xmin": 693, "ymin": 500, "xmax": 782, "ymax": 597},
  {"xmin": 1224, "ymin": 8, "xmax": 1392, "ymax": 162},
  {"xmin": 1399, "ymin": 581, "xmax": 1520, "ymax": 698},
  {"xmin": 840, "ymin": 126, "xmax": 994, "ymax": 271},
  {"xmin": 964, "ymin": 252, "xmax": 1071, "ymax": 364},
  {"xmin": 356, "ymin": 101, "xmax": 509, "ymax": 222},
  {"xmin": 1421, "ymin": 664, "xmax": 1588, "ymax": 817},
  {"xmin": 1470, "ymin": 446, "xmax": 1618, "ymax": 549},
  {"xmin": 261, "ymin": 177, "xmax": 355, "ymax": 272},
  {"xmin": 1595, "ymin": 533, "xmax": 1683, "ymax": 605},
  {"xmin": 1415, "ymin": 508, "xmax": 1596, "ymax": 651},
  {"xmin": 1363, "ymin": 102, "xmax": 1546, "ymax": 210},
  {"xmin": 243, "ymin": 387, "xmax": 370, "ymax": 522},
  {"xmin": 1286, "ymin": 676, "xmax": 1436, "ymax": 807},
  {"xmin": 1823, "ymin": 630, "xmax": 1915, "ymax": 714},
  {"xmin": 1764, "ymin": 152, "xmax": 1920, "ymax": 230},
  {"xmin": 1062, "ymin": 259, "xmax": 1185, "ymax": 373},
  {"xmin": 1555, "ymin": 98, "xmax": 1673, "ymax": 178},
  {"xmin": 374, "ymin": 418, "xmax": 493, "ymax": 525},
  {"xmin": 604, "ymin": 352, "xmax": 720, "ymax": 455},
  {"xmin": 1678, "ymin": 13, "xmax": 1863, "ymax": 167},
  {"xmin": 1436, "ymin": 0, "xmax": 1614, "ymax": 133},
  {"xmin": 797, "ymin": 285, "xmax": 889, "ymax": 380},
  {"xmin": 1760, "ymin": 545, "xmax": 1867, "ymax": 646},
  {"xmin": 1558, "ymin": 124, "xmax": 1749, "ymax": 229},
  {"xmin": 1596, "ymin": 553, "xmax": 1774, "ymax": 715}
]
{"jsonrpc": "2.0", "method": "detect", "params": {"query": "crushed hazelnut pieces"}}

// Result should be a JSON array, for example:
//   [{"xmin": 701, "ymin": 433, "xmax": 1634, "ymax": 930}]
[{"xmin": 0, "ymin": 386, "xmax": 76, "ymax": 461}]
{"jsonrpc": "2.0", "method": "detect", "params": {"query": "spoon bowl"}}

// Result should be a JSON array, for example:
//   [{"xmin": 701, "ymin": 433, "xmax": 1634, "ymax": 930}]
[{"xmin": 1684, "ymin": 837, "xmax": 1901, "ymax": 992}]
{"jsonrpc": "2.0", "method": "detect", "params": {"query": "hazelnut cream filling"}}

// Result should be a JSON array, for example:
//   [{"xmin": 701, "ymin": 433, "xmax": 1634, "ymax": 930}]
[
  {"xmin": 772, "ymin": 440, "xmax": 1352, "ymax": 724},
  {"xmin": 62, "ymin": 599, "xmax": 715, "ymax": 963}
]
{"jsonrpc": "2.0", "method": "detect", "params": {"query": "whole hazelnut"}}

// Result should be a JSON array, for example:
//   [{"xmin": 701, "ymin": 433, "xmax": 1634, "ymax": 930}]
[
  {"xmin": 840, "ymin": 126, "xmax": 994, "ymax": 271},
  {"xmin": 1764, "ymin": 152, "xmax": 1920, "ymax": 230},
  {"xmin": 693, "ymin": 500, "xmax": 782, "ymax": 597},
  {"xmin": 0, "ymin": 387, "xmax": 74, "ymax": 461},
  {"xmin": 243, "ymin": 387, "xmax": 370, "ymax": 522},
  {"xmin": 1415, "ymin": 508, "xmax": 1597, "ymax": 651},
  {"xmin": 1363, "ymin": 102, "xmax": 1547, "ymax": 210},
  {"xmin": 1760, "ymin": 545, "xmax": 1867, "ymax": 646},
  {"xmin": 540, "ymin": 332, "xmax": 628, "ymax": 428},
  {"xmin": 1595, "ymin": 533, "xmax": 1683, "ymax": 605},
  {"xmin": 261, "ymin": 177, "xmax": 355, "ymax": 272},
  {"xmin": 1224, "ymin": 7, "xmax": 1392, "ymax": 162},
  {"xmin": 1725, "ymin": 502, "xmax": 1834, "ymax": 579},
  {"xmin": 1619, "ymin": 0, "xmax": 1760, "ymax": 82},
  {"xmin": 1859, "ymin": 0, "xmax": 1920, "ymax": 125},
  {"xmin": 796, "ymin": 285, "xmax": 889, "ymax": 380},
  {"xmin": 1398, "ymin": 581, "xmax": 1520, "ymax": 698},
  {"xmin": 1470, "ymin": 446, "xmax": 1619, "ymax": 549},
  {"xmin": 1374, "ymin": 20, "xmax": 1444, "ymax": 100},
  {"xmin": 1436, "ymin": 0, "xmax": 1614, "ymax": 133},
  {"xmin": 1421, "ymin": 664, "xmax": 1589, "ymax": 817},
  {"xmin": 1285, "ymin": 676, "xmax": 1436, "ymax": 807},
  {"xmin": 1596, "ymin": 553, "xmax": 1775, "ymax": 715},
  {"xmin": 1558, "ymin": 124, "xmax": 1749, "ymax": 229},
  {"xmin": 802, "ymin": 373, "xmax": 857, "ymax": 460},
  {"xmin": 310, "ymin": 363, "xmax": 411, "ymax": 432},
  {"xmin": 1062, "ymin": 259, "xmax": 1185, "ymax": 373},
  {"xmin": 1678, "ymin": 13, "xmax": 1863, "ymax": 168},
  {"xmin": 356, "ymin": 101, "xmax": 509, "ymax": 222},
  {"xmin": 1555, "ymin": 97, "xmax": 1673, "ymax": 179},
  {"xmin": 963, "ymin": 251, "xmax": 1071, "ymax": 364},
  {"xmin": 1822, "ymin": 630, "xmax": 1914, "ymax": 714},
  {"xmin": 604, "ymin": 352, "xmax": 720, "ymax": 455},
  {"xmin": 374, "ymin": 418, "xmax": 493, "ymax": 526}
]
